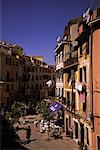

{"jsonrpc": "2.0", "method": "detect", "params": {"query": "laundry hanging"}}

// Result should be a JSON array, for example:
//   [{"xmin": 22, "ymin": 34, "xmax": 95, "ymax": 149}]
[{"xmin": 80, "ymin": 92, "xmax": 85, "ymax": 103}]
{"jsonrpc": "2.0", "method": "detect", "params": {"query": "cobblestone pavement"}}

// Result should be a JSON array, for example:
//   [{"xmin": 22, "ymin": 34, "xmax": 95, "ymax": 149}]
[{"xmin": 14, "ymin": 115, "xmax": 79, "ymax": 150}]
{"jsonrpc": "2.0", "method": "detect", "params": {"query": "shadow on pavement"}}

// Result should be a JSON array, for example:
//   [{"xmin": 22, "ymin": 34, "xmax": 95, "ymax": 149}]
[
  {"xmin": 0, "ymin": 114, "xmax": 29, "ymax": 150},
  {"xmin": 21, "ymin": 139, "xmax": 37, "ymax": 145}
]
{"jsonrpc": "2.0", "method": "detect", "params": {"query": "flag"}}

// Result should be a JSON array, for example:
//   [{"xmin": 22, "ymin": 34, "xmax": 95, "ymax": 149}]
[{"xmin": 48, "ymin": 101, "xmax": 62, "ymax": 112}]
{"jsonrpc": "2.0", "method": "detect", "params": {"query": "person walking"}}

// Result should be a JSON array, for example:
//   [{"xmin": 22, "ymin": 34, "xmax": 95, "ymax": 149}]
[{"xmin": 26, "ymin": 126, "xmax": 31, "ymax": 143}]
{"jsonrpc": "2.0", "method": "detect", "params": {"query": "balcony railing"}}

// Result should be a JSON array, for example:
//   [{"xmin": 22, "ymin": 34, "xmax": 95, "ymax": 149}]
[{"xmin": 64, "ymin": 57, "xmax": 78, "ymax": 68}]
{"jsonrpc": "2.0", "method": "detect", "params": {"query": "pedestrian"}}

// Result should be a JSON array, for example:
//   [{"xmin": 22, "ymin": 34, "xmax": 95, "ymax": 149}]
[
  {"xmin": 35, "ymin": 120, "xmax": 38, "ymax": 127},
  {"xmin": 26, "ymin": 126, "xmax": 31, "ymax": 143},
  {"xmin": 34, "ymin": 120, "xmax": 38, "ymax": 127}
]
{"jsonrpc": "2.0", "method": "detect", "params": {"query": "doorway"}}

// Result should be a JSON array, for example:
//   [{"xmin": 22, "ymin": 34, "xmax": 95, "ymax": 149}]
[
  {"xmin": 80, "ymin": 123, "xmax": 84, "ymax": 147},
  {"xmin": 97, "ymin": 136, "xmax": 100, "ymax": 150},
  {"xmin": 74, "ymin": 121, "xmax": 78, "ymax": 139},
  {"xmin": 66, "ymin": 118, "xmax": 68, "ymax": 135}
]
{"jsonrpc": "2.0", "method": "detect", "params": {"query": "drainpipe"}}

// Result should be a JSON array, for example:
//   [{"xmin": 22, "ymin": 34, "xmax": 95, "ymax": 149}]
[{"xmin": 89, "ymin": 24, "xmax": 94, "ymax": 130}]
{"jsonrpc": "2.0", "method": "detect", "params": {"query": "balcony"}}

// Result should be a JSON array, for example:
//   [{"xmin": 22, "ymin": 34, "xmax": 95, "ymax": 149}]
[
  {"xmin": 64, "ymin": 49, "xmax": 78, "ymax": 68},
  {"xmin": 64, "ymin": 57, "xmax": 78, "ymax": 68}
]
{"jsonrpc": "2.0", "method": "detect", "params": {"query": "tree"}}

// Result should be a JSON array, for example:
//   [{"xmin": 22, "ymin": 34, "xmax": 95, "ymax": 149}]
[
  {"xmin": 37, "ymin": 100, "xmax": 53, "ymax": 121},
  {"xmin": 5, "ymin": 101, "xmax": 35, "ymax": 122}
]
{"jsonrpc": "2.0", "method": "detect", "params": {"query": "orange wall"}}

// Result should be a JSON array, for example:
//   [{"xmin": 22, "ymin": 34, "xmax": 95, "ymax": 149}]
[
  {"xmin": 92, "ymin": 28, "xmax": 100, "ymax": 150},
  {"xmin": 92, "ymin": 29, "xmax": 100, "ymax": 116}
]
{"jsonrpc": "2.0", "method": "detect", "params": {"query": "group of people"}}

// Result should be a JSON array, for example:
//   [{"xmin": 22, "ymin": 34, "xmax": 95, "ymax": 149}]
[
  {"xmin": 15, "ymin": 118, "xmax": 63, "ymax": 143},
  {"xmin": 39, "ymin": 119, "xmax": 60, "ymax": 133},
  {"xmin": 40, "ymin": 119, "xmax": 49, "ymax": 133}
]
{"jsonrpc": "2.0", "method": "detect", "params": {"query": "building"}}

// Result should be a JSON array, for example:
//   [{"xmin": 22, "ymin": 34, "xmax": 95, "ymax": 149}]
[
  {"xmin": 63, "ymin": 7, "xmax": 100, "ymax": 150},
  {"xmin": 89, "ymin": 8, "xmax": 100, "ymax": 150},
  {"xmin": 0, "ymin": 41, "xmax": 55, "ymax": 108},
  {"xmin": 0, "ymin": 41, "xmax": 23, "ymax": 108},
  {"xmin": 73, "ymin": 18, "xmax": 92, "ymax": 150},
  {"xmin": 29, "ymin": 56, "xmax": 55, "ymax": 101},
  {"xmin": 54, "ymin": 7, "xmax": 100, "ymax": 150},
  {"xmin": 54, "ymin": 37, "xmax": 64, "ymax": 98}
]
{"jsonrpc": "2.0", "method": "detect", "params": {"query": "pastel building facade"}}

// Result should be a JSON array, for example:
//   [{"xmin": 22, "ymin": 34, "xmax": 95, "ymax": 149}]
[{"xmin": 54, "ymin": 7, "xmax": 100, "ymax": 150}]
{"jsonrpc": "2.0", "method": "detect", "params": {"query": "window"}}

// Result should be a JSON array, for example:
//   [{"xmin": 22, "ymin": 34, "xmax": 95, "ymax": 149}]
[
  {"xmin": 36, "ymin": 84, "xmax": 38, "ymax": 89},
  {"xmin": 36, "ymin": 75, "xmax": 38, "ymax": 80},
  {"xmin": 12, "ymin": 84, "xmax": 13, "ymax": 90},
  {"xmin": 7, "ymin": 71, "xmax": 10, "ymax": 81},
  {"xmin": 83, "ymin": 67, "xmax": 86, "ymax": 82},
  {"xmin": 20, "ymin": 60, "xmax": 22, "ymax": 65},
  {"xmin": 6, "ymin": 84, "xmax": 9, "ymax": 92},
  {"xmin": 62, "ymin": 88, "xmax": 63, "ymax": 96},
  {"xmin": 59, "ymin": 88, "xmax": 60, "ymax": 96},
  {"xmin": 72, "ymin": 92, "xmax": 75, "ymax": 109},
  {"xmin": 6, "ymin": 57, "xmax": 11, "ymax": 65},
  {"xmin": 67, "ymin": 70, "xmax": 71, "ymax": 83},
  {"xmin": 9, "ymin": 59, "xmax": 11, "ymax": 65},
  {"xmin": 67, "ymin": 92, "xmax": 70, "ymax": 106},
  {"xmin": 86, "ymin": 127, "xmax": 89, "ymax": 145},
  {"xmin": 28, "ymin": 74, "xmax": 30, "ymax": 80},
  {"xmin": 80, "ymin": 45, "xmax": 82, "ymax": 56},
  {"xmin": 16, "ymin": 71, "xmax": 18, "ymax": 80},
  {"xmin": 7, "ymin": 98, "xmax": 9, "ymax": 106},
  {"xmin": 23, "ymin": 66, "xmax": 25, "ymax": 72},
  {"xmin": 59, "ymin": 77, "xmax": 60, "ymax": 82},
  {"xmin": 27, "ymin": 84, "xmax": 29, "ymax": 89},
  {"xmin": 1, "ymin": 103, "xmax": 4, "ymax": 108},
  {"xmin": 13, "ymin": 61, "xmax": 15, "ymax": 65},
  {"xmin": 86, "ymin": 40, "xmax": 89, "ymax": 54},
  {"xmin": 34, "ymin": 59, "xmax": 36, "ymax": 63},
  {"xmin": 83, "ymin": 92, "xmax": 87, "ymax": 112},
  {"xmin": 16, "ymin": 61, "xmax": 18, "ymax": 66},
  {"xmin": 40, "ymin": 84, "xmax": 42, "ymax": 88},
  {"xmin": 6, "ymin": 57, "xmax": 8, "ymax": 64},
  {"xmin": 56, "ymin": 56, "xmax": 58, "ymax": 64},
  {"xmin": 62, "ymin": 51, "xmax": 63, "ymax": 61},
  {"xmin": 32, "ymin": 75, "xmax": 34, "ymax": 81},
  {"xmin": 80, "ymin": 68, "xmax": 82, "ymax": 82}
]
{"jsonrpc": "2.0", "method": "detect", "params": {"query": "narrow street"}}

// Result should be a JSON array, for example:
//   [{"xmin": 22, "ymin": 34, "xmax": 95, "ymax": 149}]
[{"xmin": 14, "ymin": 115, "xmax": 79, "ymax": 150}]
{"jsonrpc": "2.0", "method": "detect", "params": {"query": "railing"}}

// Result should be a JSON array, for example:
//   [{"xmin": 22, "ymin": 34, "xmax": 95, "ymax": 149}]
[{"xmin": 64, "ymin": 57, "xmax": 78, "ymax": 68}]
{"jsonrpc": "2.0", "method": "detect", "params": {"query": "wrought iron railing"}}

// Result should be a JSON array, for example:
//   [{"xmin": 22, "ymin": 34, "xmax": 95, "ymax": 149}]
[{"xmin": 64, "ymin": 57, "xmax": 78, "ymax": 68}]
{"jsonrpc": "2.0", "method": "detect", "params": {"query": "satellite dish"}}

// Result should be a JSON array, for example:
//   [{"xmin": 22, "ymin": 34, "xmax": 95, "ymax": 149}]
[{"xmin": 56, "ymin": 36, "xmax": 61, "ymax": 42}]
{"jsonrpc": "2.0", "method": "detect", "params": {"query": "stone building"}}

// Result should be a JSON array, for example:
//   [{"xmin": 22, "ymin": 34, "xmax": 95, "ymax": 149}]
[
  {"xmin": 0, "ymin": 41, "xmax": 55, "ymax": 108},
  {"xmin": 0, "ymin": 41, "xmax": 23, "ymax": 107}
]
